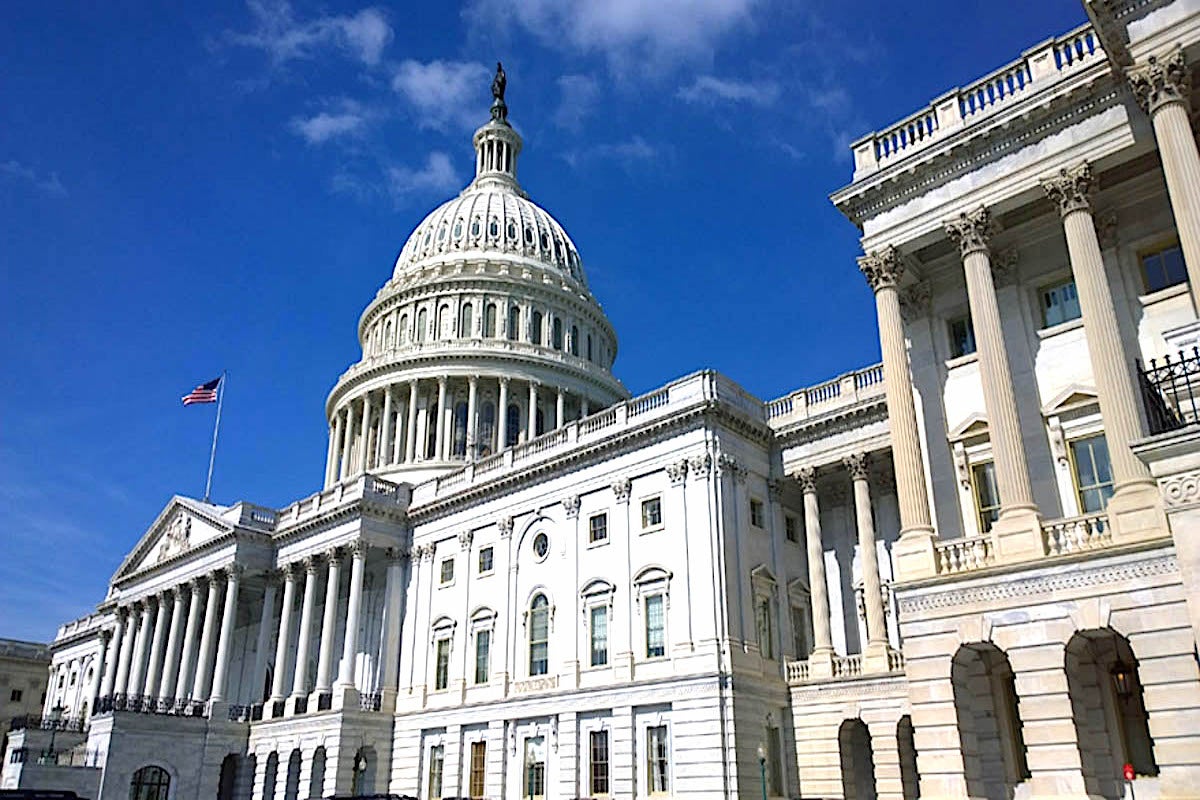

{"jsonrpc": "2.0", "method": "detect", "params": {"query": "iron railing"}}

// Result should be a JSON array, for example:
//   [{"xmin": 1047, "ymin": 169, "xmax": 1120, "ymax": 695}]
[
  {"xmin": 8, "ymin": 715, "xmax": 85, "ymax": 733},
  {"xmin": 359, "ymin": 691, "xmax": 383, "ymax": 712},
  {"xmin": 1139, "ymin": 349, "xmax": 1200, "ymax": 434},
  {"xmin": 93, "ymin": 694, "xmax": 205, "ymax": 717}
]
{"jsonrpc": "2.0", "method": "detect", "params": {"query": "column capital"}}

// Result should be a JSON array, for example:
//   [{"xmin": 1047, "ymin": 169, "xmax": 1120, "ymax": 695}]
[
  {"xmin": 99, "ymin": 628, "xmax": 113, "ymax": 644},
  {"xmin": 857, "ymin": 246, "xmax": 903, "ymax": 292},
  {"xmin": 498, "ymin": 376, "xmax": 510, "ymax": 386},
  {"xmin": 498, "ymin": 516, "xmax": 514, "ymax": 538},
  {"xmin": 898, "ymin": 280, "xmax": 932, "ymax": 323},
  {"xmin": 766, "ymin": 478, "xmax": 782, "ymax": 500},
  {"xmin": 220, "ymin": 563, "xmax": 244, "ymax": 581},
  {"xmin": 350, "ymin": 539, "xmax": 369, "ymax": 559},
  {"xmin": 944, "ymin": 206, "xmax": 998, "ymax": 257},
  {"xmin": 843, "ymin": 452, "xmax": 870, "ymax": 482},
  {"xmin": 384, "ymin": 546, "xmax": 410, "ymax": 563},
  {"xmin": 468, "ymin": 375, "xmax": 479, "ymax": 387},
  {"xmin": 1130, "ymin": 48, "xmax": 1190, "ymax": 115},
  {"xmin": 458, "ymin": 530, "xmax": 474, "ymax": 550},
  {"xmin": 611, "ymin": 477, "xmax": 632, "ymax": 504},
  {"xmin": 1042, "ymin": 162, "xmax": 1094, "ymax": 218},
  {"xmin": 169, "ymin": 584, "xmax": 186, "ymax": 602},
  {"xmin": 325, "ymin": 546, "xmax": 344, "ymax": 565},
  {"xmin": 562, "ymin": 494, "xmax": 581, "ymax": 517},
  {"xmin": 665, "ymin": 459, "xmax": 689, "ymax": 486},
  {"xmin": 795, "ymin": 466, "xmax": 818, "ymax": 494},
  {"xmin": 688, "ymin": 452, "xmax": 713, "ymax": 478},
  {"xmin": 189, "ymin": 579, "xmax": 205, "ymax": 597},
  {"xmin": 303, "ymin": 555, "xmax": 321, "ymax": 575},
  {"xmin": 437, "ymin": 375, "xmax": 448, "ymax": 388}
]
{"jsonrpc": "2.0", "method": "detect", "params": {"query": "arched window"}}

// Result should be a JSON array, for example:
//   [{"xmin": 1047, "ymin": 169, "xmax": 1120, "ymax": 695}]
[
  {"xmin": 552, "ymin": 318, "xmax": 563, "ymax": 350},
  {"xmin": 528, "ymin": 594, "xmax": 550, "ymax": 676},
  {"xmin": 460, "ymin": 304, "xmax": 473, "ymax": 338},
  {"xmin": 587, "ymin": 333, "xmax": 594, "ymax": 362},
  {"xmin": 508, "ymin": 306, "xmax": 521, "ymax": 341},
  {"xmin": 531, "ymin": 311, "xmax": 543, "ymax": 345},
  {"xmin": 438, "ymin": 304, "xmax": 451, "ymax": 340},
  {"xmin": 535, "ymin": 408, "xmax": 545, "ymax": 436},
  {"xmin": 571, "ymin": 325, "xmax": 579, "ymax": 356},
  {"xmin": 480, "ymin": 402, "xmax": 496, "ymax": 455},
  {"xmin": 506, "ymin": 404, "xmax": 521, "ymax": 447},
  {"xmin": 399, "ymin": 314, "xmax": 409, "ymax": 344},
  {"xmin": 484, "ymin": 304, "xmax": 497, "ymax": 338},
  {"xmin": 129, "ymin": 766, "xmax": 170, "ymax": 800},
  {"xmin": 417, "ymin": 309, "xmax": 428, "ymax": 343},
  {"xmin": 453, "ymin": 402, "xmax": 468, "ymax": 458},
  {"xmin": 384, "ymin": 319, "xmax": 393, "ymax": 348},
  {"xmin": 309, "ymin": 748, "xmax": 326, "ymax": 800},
  {"xmin": 217, "ymin": 755, "xmax": 238, "ymax": 800}
]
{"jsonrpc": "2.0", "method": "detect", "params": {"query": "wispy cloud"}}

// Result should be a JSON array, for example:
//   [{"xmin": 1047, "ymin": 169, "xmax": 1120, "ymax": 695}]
[
  {"xmin": 224, "ymin": 0, "xmax": 392, "ymax": 68},
  {"xmin": 289, "ymin": 99, "xmax": 371, "ymax": 145},
  {"xmin": 553, "ymin": 74, "xmax": 601, "ymax": 131},
  {"xmin": 465, "ymin": 0, "xmax": 755, "ymax": 77},
  {"xmin": 563, "ymin": 136, "xmax": 658, "ymax": 170},
  {"xmin": 1, "ymin": 160, "xmax": 67, "ymax": 198},
  {"xmin": 677, "ymin": 75, "xmax": 778, "ymax": 106},
  {"xmin": 333, "ymin": 151, "xmax": 462, "ymax": 208},
  {"xmin": 392, "ymin": 59, "xmax": 491, "ymax": 132}
]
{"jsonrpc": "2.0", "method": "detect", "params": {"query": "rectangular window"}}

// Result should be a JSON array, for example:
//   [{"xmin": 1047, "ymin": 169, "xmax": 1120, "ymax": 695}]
[
  {"xmin": 524, "ymin": 737, "xmax": 546, "ymax": 800},
  {"xmin": 641, "ymin": 497, "xmax": 662, "ymax": 530},
  {"xmin": 1071, "ymin": 435, "xmax": 1115, "ymax": 513},
  {"xmin": 428, "ymin": 745, "xmax": 444, "ymax": 799},
  {"xmin": 9, "ymin": 689, "xmax": 22, "ymax": 703},
  {"xmin": 645, "ymin": 594, "xmax": 666, "ymax": 658},
  {"xmin": 784, "ymin": 515, "xmax": 799, "ymax": 543},
  {"xmin": 590, "ymin": 730, "xmax": 610, "ymax": 796},
  {"xmin": 791, "ymin": 605, "xmax": 809, "ymax": 658},
  {"xmin": 1141, "ymin": 241, "xmax": 1187, "ymax": 293},
  {"xmin": 469, "ymin": 741, "xmax": 486, "ymax": 799},
  {"xmin": 1040, "ymin": 279, "xmax": 1082, "ymax": 328},
  {"xmin": 767, "ymin": 726, "xmax": 783, "ymax": 796},
  {"xmin": 646, "ymin": 725, "xmax": 670, "ymax": 795},
  {"xmin": 750, "ymin": 499, "xmax": 765, "ymax": 528},
  {"xmin": 590, "ymin": 606, "xmax": 609, "ymax": 667},
  {"xmin": 440, "ymin": 558, "xmax": 455, "ymax": 584},
  {"xmin": 474, "ymin": 629, "xmax": 491, "ymax": 684},
  {"xmin": 756, "ymin": 597, "xmax": 774, "ymax": 660},
  {"xmin": 434, "ymin": 638, "xmax": 451, "ymax": 691},
  {"xmin": 589, "ymin": 512, "xmax": 608, "ymax": 543},
  {"xmin": 478, "ymin": 546, "xmax": 494, "ymax": 574},
  {"xmin": 972, "ymin": 462, "xmax": 1001, "ymax": 533},
  {"xmin": 948, "ymin": 314, "xmax": 977, "ymax": 358}
]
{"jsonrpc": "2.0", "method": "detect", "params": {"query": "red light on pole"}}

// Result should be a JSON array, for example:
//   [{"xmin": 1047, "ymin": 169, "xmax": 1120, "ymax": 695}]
[{"xmin": 1123, "ymin": 763, "xmax": 1135, "ymax": 782}]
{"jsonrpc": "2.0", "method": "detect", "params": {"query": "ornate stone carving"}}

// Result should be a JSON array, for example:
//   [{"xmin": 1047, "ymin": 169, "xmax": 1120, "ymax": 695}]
[
  {"xmin": 843, "ymin": 452, "xmax": 869, "ymax": 482},
  {"xmin": 458, "ymin": 530, "xmax": 474, "ymax": 550},
  {"xmin": 351, "ymin": 540, "xmax": 369, "ymax": 559},
  {"xmin": 991, "ymin": 248, "xmax": 1019, "ymax": 288},
  {"xmin": 795, "ymin": 467, "xmax": 818, "ymax": 494},
  {"xmin": 899, "ymin": 280, "xmax": 931, "ymax": 323},
  {"xmin": 611, "ymin": 478, "xmax": 632, "ymax": 504},
  {"xmin": 1042, "ymin": 162, "xmax": 1094, "ymax": 218},
  {"xmin": 944, "ymin": 206, "xmax": 998, "ymax": 257},
  {"xmin": 1130, "ymin": 48, "xmax": 1190, "ymax": 115},
  {"xmin": 688, "ymin": 452, "xmax": 713, "ymax": 478},
  {"xmin": 326, "ymin": 546, "xmax": 344, "ymax": 565},
  {"xmin": 665, "ymin": 460, "xmax": 688, "ymax": 486},
  {"xmin": 716, "ymin": 454, "xmax": 746, "ymax": 482},
  {"xmin": 1160, "ymin": 470, "xmax": 1200, "ymax": 508},
  {"xmin": 562, "ymin": 495, "xmax": 581, "ymax": 518},
  {"xmin": 857, "ymin": 246, "xmax": 903, "ymax": 292},
  {"xmin": 157, "ymin": 513, "xmax": 192, "ymax": 563},
  {"xmin": 498, "ymin": 516, "xmax": 514, "ymax": 539},
  {"xmin": 384, "ymin": 546, "xmax": 410, "ymax": 563}
]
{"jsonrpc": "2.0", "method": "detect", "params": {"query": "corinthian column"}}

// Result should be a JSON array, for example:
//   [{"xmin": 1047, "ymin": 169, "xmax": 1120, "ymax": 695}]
[
  {"xmin": 175, "ymin": 581, "xmax": 204, "ymax": 702},
  {"xmin": 100, "ymin": 610, "xmax": 126, "ymax": 698},
  {"xmin": 340, "ymin": 404, "xmax": 355, "ymax": 480},
  {"xmin": 1043, "ymin": 164, "xmax": 1166, "ymax": 539},
  {"xmin": 329, "ymin": 411, "xmax": 345, "ymax": 487},
  {"xmin": 270, "ymin": 565, "xmax": 299, "ymax": 708},
  {"xmin": 406, "ymin": 381, "xmax": 419, "ymax": 463},
  {"xmin": 797, "ymin": 468, "xmax": 834, "ymax": 677},
  {"xmin": 466, "ymin": 376, "xmax": 479, "ymax": 458},
  {"xmin": 497, "ymin": 377, "xmax": 510, "ymax": 450},
  {"xmin": 127, "ymin": 602, "xmax": 152, "ymax": 697},
  {"xmin": 845, "ymin": 454, "xmax": 890, "ymax": 669},
  {"xmin": 192, "ymin": 574, "xmax": 223, "ymax": 701},
  {"xmin": 159, "ymin": 586, "xmax": 186, "ymax": 701},
  {"xmin": 314, "ymin": 549, "xmax": 343, "ymax": 694},
  {"xmin": 1130, "ymin": 49, "xmax": 1200, "ymax": 313},
  {"xmin": 358, "ymin": 394, "xmax": 372, "ymax": 473},
  {"xmin": 945, "ymin": 208, "xmax": 1039, "ymax": 541},
  {"xmin": 209, "ymin": 565, "xmax": 242, "ymax": 703},
  {"xmin": 336, "ymin": 541, "xmax": 368, "ymax": 700},
  {"xmin": 434, "ymin": 378, "xmax": 448, "ymax": 461},
  {"xmin": 379, "ymin": 386, "xmax": 394, "ymax": 468},
  {"xmin": 290, "ymin": 558, "xmax": 320, "ymax": 703},
  {"xmin": 143, "ymin": 594, "xmax": 171, "ymax": 699}
]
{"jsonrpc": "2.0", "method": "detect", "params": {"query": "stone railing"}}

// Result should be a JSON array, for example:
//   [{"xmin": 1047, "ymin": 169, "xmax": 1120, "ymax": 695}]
[
  {"xmin": 1042, "ymin": 512, "xmax": 1111, "ymax": 555},
  {"xmin": 54, "ymin": 614, "xmax": 107, "ymax": 645},
  {"xmin": 276, "ymin": 475, "xmax": 410, "ymax": 531},
  {"xmin": 359, "ymin": 690, "xmax": 383, "ymax": 712},
  {"xmin": 849, "ymin": 24, "xmax": 1106, "ymax": 178},
  {"xmin": 784, "ymin": 660, "xmax": 809, "ymax": 683},
  {"xmin": 832, "ymin": 654, "xmax": 863, "ymax": 679},
  {"xmin": 784, "ymin": 648, "xmax": 905, "ymax": 685},
  {"xmin": 935, "ymin": 534, "xmax": 996, "ymax": 575},
  {"xmin": 766, "ymin": 363, "xmax": 885, "ymax": 428}
]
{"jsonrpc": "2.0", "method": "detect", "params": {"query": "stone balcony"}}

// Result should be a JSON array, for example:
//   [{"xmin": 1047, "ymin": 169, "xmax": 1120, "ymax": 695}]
[
  {"xmin": 766, "ymin": 363, "xmax": 884, "ymax": 430},
  {"xmin": 272, "ymin": 475, "xmax": 411, "ymax": 533},
  {"xmin": 785, "ymin": 648, "xmax": 906, "ymax": 686}
]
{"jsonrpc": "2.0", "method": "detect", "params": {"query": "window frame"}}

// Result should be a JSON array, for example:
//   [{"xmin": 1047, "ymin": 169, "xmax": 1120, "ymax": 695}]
[
  {"xmin": 749, "ymin": 498, "xmax": 765, "ymax": 529},
  {"xmin": 439, "ymin": 557, "xmax": 455, "ymax": 586},
  {"xmin": 589, "ymin": 729, "xmax": 610, "ymax": 797},
  {"xmin": 947, "ymin": 313, "xmax": 977, "ymax": 359},
  {"xmin": 1138, "ymin": 238, "xmax": 1187, "ymax": 295},
  {"xmin": 645, "ymin": 723, "xmax": 671, "ymax": 796},
  {"xmin": 523, "ymin": 735, "xmax": 546, "ymax": 800},
  {"xmin": 477, "ymin": 545, "xmax": 494, "ymax": 576},
  {"xmin": 433, "ymin": 636, "xmax": 452, "ymax": 691},
  {"xmin": 468, "ymin": 741, "xmax": 486, "ymax": 799},
  {"xmin": 784, "ymin": 514, "xmax": 800, "ymax": 544},
  {"xmin": 1068, "ymin": 433, "xmax": 1115, "ymax": 513},
  {"xmin": 427, "ymin": 743, "xmax": 444, "ymax": 799},
  {"xmin": 644, "ymin": 593, "xmax": 667, "ymax": 659},
  {"xmin": 589, "ymin": 605, "xmax": 609, "ymax": 668},
  {"xmin": 1038, "ymin": 276, "xmax": 1083, "ymax": 329},
  {"xmin": 527, "ymin": 593, "xmax": 551, "ymax": 677},
  {"xmin": 588, "ymin": 511, "xmax": 609, "ymax": 545},
  {"xmin": 640, "ymin": 495, "xmax": 664, "ymax": 533},
  {"xmin": 971, "ymin": 461, "xmax": 1001, "ymax": 534}
]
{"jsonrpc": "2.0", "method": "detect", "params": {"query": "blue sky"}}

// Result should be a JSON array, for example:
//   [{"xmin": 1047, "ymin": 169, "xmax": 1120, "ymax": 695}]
[{"xmin": 0, "ymin": 0, "xmax": 1087, "ymax": 641}]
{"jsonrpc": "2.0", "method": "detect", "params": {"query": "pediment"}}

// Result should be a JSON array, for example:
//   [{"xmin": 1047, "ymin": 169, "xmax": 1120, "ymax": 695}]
[
  {"xmin": 948, "ymin": 413, "xmax": 989, "ymax": 442},
  {"xmin": 1041, "ymin": 384, "xmax": 1099, "ymax": 416},
  {"xmin": 114, "ymin": 497, "xmax": 235, "ymax": 582}
]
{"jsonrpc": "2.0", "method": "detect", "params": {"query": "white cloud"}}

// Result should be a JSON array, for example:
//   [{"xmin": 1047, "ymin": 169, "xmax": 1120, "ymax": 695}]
[
  {"xmin": 563, "ymin": 136, "xmax": 657, "ymax": 170},
  {"xmin": 466, "ymin": 0, "xmax": 754, "ymax": 76},
  {"xmin": 392, "ymin": 59, "xmax": 491, "ymax": 131},
  {"xmin": 289, "ymin": 100, "xmax": 370, "ymax": 144},
  {"xmin": 553, "ymin": 74, "xmax": 601, "ymax": 130},
  {"xmin": 386, "ymin": 152, "xmax": 461, "ymax": 200},
  {"xmin": 1, "ymin": 160, "xmax": 67, "ymax": 198},
  {"xmin": 677, "ymin": 75, "xmax": 778, "ymax": 106},
  {"xmin": 226, "ymin": 0, "xmax": 392, "ymax": 67}
]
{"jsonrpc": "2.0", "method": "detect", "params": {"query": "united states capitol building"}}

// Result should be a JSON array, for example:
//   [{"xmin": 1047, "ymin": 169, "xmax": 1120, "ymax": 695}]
[{"xmin": 8, "ymin": 2, "xmax": 1200, "ymax": 799}]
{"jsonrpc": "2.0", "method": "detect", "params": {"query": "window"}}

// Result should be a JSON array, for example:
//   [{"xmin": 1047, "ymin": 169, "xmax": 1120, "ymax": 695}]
[
  {"xmin": 529, "ymin": 594, "xmax": 550, "ymax": 676},
  {"xmin": 571, "ymin": 325, "xmax": 580, "ymax": 356},
  {"xmin": 507, "ymin": 306, "xmax": 521, "ymax": 341},
  {"xmin": 552, "ymin": 317, "xmax": 564, "ymax": 350},
  {"xmin": 417, "ymin": 308, "xmax": 428, "ymax": 342},
  {"xmin": 1141, "ymin": 241, "xmax": 1187, "ymax": 293},
  {"xmin": 645, "ymin": 594, "xmax": 666, "ymax": 658},
  {"xmin": 531, "ymin": 311, "xmax": 543, "ymax": 345},
  {"xmin": 460, "ymin": 303, "xmax": 473, "ymax": 338},
  {"xmin": 784, "ymin": 515, "xmax": 799, "ymax": 543},
  {"xmin": 756, "ymin": 596, "xmax": 775, "ymax": 660},
  {"xmin": 589, "ymin": 513, "xmax": 608, "ymax": 543},
  {"xmin": 434, "ymin": 638, "xmax": 451, "ymax": 690},
  {"xmin": 484, "ymin": 303, "xmax": 498, "ymax": 338},
  {"xmin": 590, "ymin": 606, "xmax": 609, "ymax": 667},
  {"xmin": 948, "ymin": 314, "xmax": 977, "ymax": 358},
  {"xmin": 587, "ymin": 333, "xmax": 594, "ymax": 362},
  {"xmin": 9, "ymin": 689, "xmax": 22, "ymax": 702},
  {"xmin": 641, "ymin": 497, "xmax": 663, "ymax": 530},
  {"xmin": 972, "ymin": 462, "xmax": 1001, "ymax": 533},
  {"xmin": 1071, "ymin": 435, "xmax": 1114, "ymax": 513},
  {"xmin": 750, "ymin": 499, "xmax": 765, "ymax": 528},
  {"xmin": 130, "ymin": 766, "xmax": 171, "ymax": 800},
  {"xmin": 478, "ymin": 546, "xmax": 494, "ymax": 575},
  {"xmin": 646, "ymin": 725, "xmax": 670, "ymax": 794},
  {"xmin": 440, "ymin": 558, "xmax": 455, "ymax": 585},
  {"xmin": 399, "ymin": 313, "xmax": 408, "ymax": 344},
  {"xmin": 590, "ymin": 731, "xmax": 610, "ymax": 796},
  {"xmin": 474, "ymin": 630, "xmax": 491, "ymax": 684},
  {"xmin": 767, "ymin": 725, "xmax": 783, "ymax": 796},
  {"xmin": 469, "ymin": 742, "xmax": 486, "ymax": 799},
  {"xmin": 1040, "ymin": 279, "xmax": 1082, "ymax": 328},
  {"xmin": 791, "ymin": 605, "xmax": 810, "ymax": 658},
  {"xmin": 506, "ymin": 404, "xmax": 521, "ymax": 447},
  {"xmin": 427, "ymin": 745, "xmax": 444, "ymax": 799},
  {"xmin": 532, "ymin": 532, "xmax": 549, "ymax": 559},
  {"xmin": 523, "ymin": 737, "xmax": 546, "ymax": 800}
]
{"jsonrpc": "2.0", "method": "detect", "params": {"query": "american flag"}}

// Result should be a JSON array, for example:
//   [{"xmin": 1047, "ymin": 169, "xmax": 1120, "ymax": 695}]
[{"xmin": 182, "ymin": 377, "xmax": 221, "ymax": 406}]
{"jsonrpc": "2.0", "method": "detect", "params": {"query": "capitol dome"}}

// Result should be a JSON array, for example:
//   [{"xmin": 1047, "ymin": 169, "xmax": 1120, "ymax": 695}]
[{"xmin": 320, "ymin": 73, "xmax": 628, "ymax": 488}]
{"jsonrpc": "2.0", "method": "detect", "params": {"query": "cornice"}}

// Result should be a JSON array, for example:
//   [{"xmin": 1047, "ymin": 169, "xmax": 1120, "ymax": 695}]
[
  {"xmin": 773, "ymin": 396, "xmax": 888, "ymax": 444},
  {"xmin": 272, "ymin": 494, "xmax": 409, "ymax": 545}
]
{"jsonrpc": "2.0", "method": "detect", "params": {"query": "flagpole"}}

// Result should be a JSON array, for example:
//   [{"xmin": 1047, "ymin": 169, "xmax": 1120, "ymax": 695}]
[{"xmin": 204, "ymin": 371, "xmax": 226, "ymax": 503}]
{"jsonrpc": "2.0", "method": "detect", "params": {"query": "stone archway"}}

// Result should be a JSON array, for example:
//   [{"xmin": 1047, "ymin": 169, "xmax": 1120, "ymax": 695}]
[
  {"xmin": 897, "ymin": 715, "xmax": 920, "ymax": 800},
  {"xmin": 838, "ymin": 718, "xmax": 878, "ymax": 800},
  {"xmin": 951, "ymin": 643, "xmax": 1029, "ymax": 799},
  {"xmin": 309, "ymin": 747, "xmax": 326, "ymax": 800},
  {"xmin": 283, "ymin": 750, "xmax": 302, "ymax": 800}
]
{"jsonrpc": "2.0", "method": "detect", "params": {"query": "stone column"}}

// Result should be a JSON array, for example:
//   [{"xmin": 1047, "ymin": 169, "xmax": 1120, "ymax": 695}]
[
  {"xmin": 405, "ymin": 381, "xmax": 419, "ymax": 463},
  {"xmin": 1130, "ymin": 49, "xmax": 1200, "ymax": 313},
  {"xmin": 143, "ymin": 594, "xmax": 171, "ymax": 699},
  {"xmin": 357, "ymin": 394, "xmax": 372, "ymax": 473},
  {"xmin": 379, "ymin": 548, "xmax": 407, "ymax": 710},
  {"xmin": 92, "ymin": 630, "xmax": 112, "ymax": 704},
  {"xmin": 100, "ymin": 610, "xmax": 126, "ymax": 698},
  {"xmin": 192, "ymin": 574, "xmax": 223, "ymax": 701},
  {"xmin": 159, "ymin": 586, "xmax": 186, "ymax": 701},
  {"xmin": 379, "ymin": 387, "xmax": 394, "ymax": 468},
  {"xmin": 434, "ymin": 378, "xmax": 448, "ymax": 461},
  {"xmin": 210, "ymin": 566, "xmax": 242, "ymax": 703},
  {"xmin": 127, "ymin": 602, "xmax": 153, "ymax": 696},
  {"xmin": 1043, "ymin": 163, "xmax": 1166, "ymax": 540},
  {"xmin": 527, "ymin": 381, "xmax": 539, "ymax": 440},
  {"xmin": 392, "ymin": 389, "xmax": 405, "ymax": 464},
  {"xmin": 845, "ymin": 453, "xmax": 890, "ymax": 670},
  {"xmin": 176, "ymin": 581, "xmax": 204, "ymax": 702},
  {"xmin": 466, "ymin": 376, "xmax": 479, "ymax": 457},
  {"xmin": 270, "ymin": 565, "xmax": 299, "ymax": 706},
  {"xmin": 325, "ymin": 417, "xmax": 339, "ymax": 488},
  {"xmin": 797, "ymin": 468, "xmax": 834, "ymax": 677},
  {"xmin": 249, "ymin": 578, "xmax": 277, "ymax": 707},
  {"xmin": 581, "ymin": 397, "xmax": 590, "ymax": 417},
  {"xmin": 315, "ymin": 550, "xmax": 343, "ymax": 694},
  {"xmin": 945, "ymin": 208, "xmax": 1040, "ymax": 543},
  {"xmin": 290, "ymin": 558, "xmax": 320, "ymax": 703},
  {"xmin": 497, "ymin": 377, "xmax": 509, "ymax": 450},
  {"xmin": 340, "ymin": 404, "xmax": 355, "ymax": 480},
  {"xmin": 336, "ymin": 541, "xmax": 367, "ymax": 698},
  {"xmin": 556, "ymin": 388, "xmax": 565, "ymax": 428}
]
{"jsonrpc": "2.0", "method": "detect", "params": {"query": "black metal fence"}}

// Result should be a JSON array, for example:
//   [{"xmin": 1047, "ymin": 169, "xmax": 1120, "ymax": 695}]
[
  {"xmin": 359, "ymin": 691, "xmax": 382, "ymax": 712},
  {"xmin": 8, "ymin": 715, "xmax": 86, "ymax": 733},
  {"xmin": 93, "ymin": 694, "xmax": 205, "ymax": 717},
  {"xmin": 1139, "ymin": 349, "xmax": 1200, "ymax": 434}
]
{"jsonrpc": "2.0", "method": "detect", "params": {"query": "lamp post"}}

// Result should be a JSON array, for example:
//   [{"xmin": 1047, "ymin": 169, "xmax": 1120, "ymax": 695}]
[
  {"xmin": 757, "ymin": 743, "xmax": 768, "ymax": 800},
  {"xmin": 353, "ymin": 750, "xmax": 368, "ymax": 796},
  {"xmin": 43, "ymin": 704, "xmax": 66, "ymax": 765}
]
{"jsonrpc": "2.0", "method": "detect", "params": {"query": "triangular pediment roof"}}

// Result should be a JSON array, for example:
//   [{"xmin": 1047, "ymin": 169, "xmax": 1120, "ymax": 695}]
[
  {"xmin": 112, "ymin": 496, "xmax": 237, "ymax": 583},
  {"xmin": 1041, "ymin": 384, "xmax": 1099, "ymax": 416},
  {"xmin": 947, "ymin": 413, "xmax": 989, "ymax": 442}
]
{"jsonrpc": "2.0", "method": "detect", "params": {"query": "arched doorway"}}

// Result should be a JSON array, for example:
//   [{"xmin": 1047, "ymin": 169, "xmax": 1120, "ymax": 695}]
[
  {"xmin": 262, "ymin": 753, "xmax": 279, "ymax": 800},
  {"xmin": 217, "ymin": 755, "xmax": 238, "ymax": 800},
  {"xmin": 284, "ymin": 750, "xmax": 302, "ymax": 800},
  {"xmin": 130, "ymin": 765, "xmax": 170, "ymax": 800},
  {"xmin": 838, "ymin": 719, "xmax": 878, "ymax": 800},
  {"xmin": 309, "ymin": 747, "xmax": 326, "ymax": 800},
  {"xmin": 897, "ymin": 715, "xmax": 920, "ymax": 800},
  {"xmin": 351, "ymin": 746, "xmax": 377, "ymax": 796},
  {"xmin": 1065, "ymin": 629, "xmax": 1158, "ymax": 799},
  {"xmin": 952, "ymin": 643, "xmax": 1029, "ymax": 799}
]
